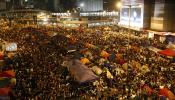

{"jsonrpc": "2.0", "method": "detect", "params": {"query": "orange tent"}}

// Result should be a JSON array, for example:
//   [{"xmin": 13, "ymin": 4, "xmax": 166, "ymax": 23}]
[{"xmin": 100, "ymin": 50, "xmax": 109, "ymax": 59}]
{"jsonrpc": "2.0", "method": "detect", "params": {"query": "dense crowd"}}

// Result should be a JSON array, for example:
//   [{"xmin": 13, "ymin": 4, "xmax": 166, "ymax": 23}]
[{"xmin": 0, "ymin": 26, "xmax": 175, "ymax": 99}]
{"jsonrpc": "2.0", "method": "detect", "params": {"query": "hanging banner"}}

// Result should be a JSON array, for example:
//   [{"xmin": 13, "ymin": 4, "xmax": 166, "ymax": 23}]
[{"xmin": 5, "ymin": 43, "xmax": 17, "ymax": 52}]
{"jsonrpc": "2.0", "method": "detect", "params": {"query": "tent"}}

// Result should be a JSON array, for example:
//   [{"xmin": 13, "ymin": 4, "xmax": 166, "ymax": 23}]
[
  {"xmin": 158, "ymin": 49, "xmax": 175, "ymax": 56},
  {"xmin": 0, "ymin": 70, "xmax": 16, "ymax": 78},
  {"xmin": 67, "ymin": 60, "xmax": 98, "ymax": 83}
]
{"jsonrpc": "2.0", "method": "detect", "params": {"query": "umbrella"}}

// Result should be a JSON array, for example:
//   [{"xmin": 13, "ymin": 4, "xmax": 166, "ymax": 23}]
[
  {"xmin": 80, "ymin": 58, "xmax": 90, "ymax": 65},
  {"xmin": 92, "ymin": 66, "xmax": 102, "ymax": 75},
  {"xmin": 100, "ymin": 50, "xmax": 109, "ymax": 59},
  {"xmin": 106, "ymin": 70, "xmax": 113, "ymax": 79},
  {"xmin": 141, "ymin": 65, "xmax": 150, "ymax": 73},
  {"xmin": 122, "ymin": 63, "xmax": 128, "ymax": 70}
]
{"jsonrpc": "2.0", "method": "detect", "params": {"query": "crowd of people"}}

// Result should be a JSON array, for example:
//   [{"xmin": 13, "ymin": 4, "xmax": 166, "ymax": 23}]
[{"xmin": 0, "ymin": 25, "xmax": 175, "ymax": 99}]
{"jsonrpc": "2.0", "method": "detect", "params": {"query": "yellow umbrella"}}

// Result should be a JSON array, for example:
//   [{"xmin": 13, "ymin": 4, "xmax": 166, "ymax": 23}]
[
  {"xmin": 80, "ymin": 58, "xmax": 90, "ymax": 65},
  {"xmin": 106, "ymin": 70, "xmax": 113, "ymax": 79},
  {"xmin": 92, "ymin": 66, "xmax": 102, "ymax": 75}
]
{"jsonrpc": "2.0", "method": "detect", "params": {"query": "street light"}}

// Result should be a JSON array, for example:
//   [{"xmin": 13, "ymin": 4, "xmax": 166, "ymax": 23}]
[
  {"xmin": 116, "ymin": 2, "xmax": 122, "ymax": 9},
  {"xmin": 80, "ymin": 3, "xmax": 84, "ymax": 7},
  {"xmin": 80, "ymin": 3, "xmax": 84, "ymax": 11}
]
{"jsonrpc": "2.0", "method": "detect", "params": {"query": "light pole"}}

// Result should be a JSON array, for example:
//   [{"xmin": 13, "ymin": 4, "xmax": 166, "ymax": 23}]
[{"xmin": 116, "ymin": 2, "xmax": 122, "ymax": 24}]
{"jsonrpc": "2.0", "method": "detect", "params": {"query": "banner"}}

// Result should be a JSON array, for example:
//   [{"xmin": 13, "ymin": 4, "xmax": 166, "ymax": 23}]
[{"xmin": 5, "ymin": 43, "xmax": 17, "ymax": 52}]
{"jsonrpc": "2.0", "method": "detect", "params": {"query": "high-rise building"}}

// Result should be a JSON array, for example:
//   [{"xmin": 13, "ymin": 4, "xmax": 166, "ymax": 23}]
[
  {"xmin": 103, "ymin": 0, "xmax": 118, "ymax": 11},
  {"xmin": 150, "ymin": 0, "xmax": 175, "ymax": 32},
  {"xmin": 0, "ymin": 0, "xmax": 6, "ymax": 11},
  {"xmin": 76, "ymin": 0, "xmax": 103, "ymax": 12}
]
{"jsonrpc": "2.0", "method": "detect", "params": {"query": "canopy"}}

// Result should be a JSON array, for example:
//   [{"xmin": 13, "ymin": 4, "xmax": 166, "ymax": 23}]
[
  {"xmin": 67, "ymin": 60, "xmax": 98, "ymax": 83},
  {"xmin": 158, "ymin": 49, "xmax": 175, "ymax": 56}
]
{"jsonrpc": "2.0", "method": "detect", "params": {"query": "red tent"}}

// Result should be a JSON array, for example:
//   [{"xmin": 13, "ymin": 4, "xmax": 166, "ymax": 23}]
[
  {"xmin": 0, "ymin": 70, "xmax": 16, "ymax": 78},
  {"xmin": 158, "ymin": 49, "xmax": 175, "ymax": 56}
]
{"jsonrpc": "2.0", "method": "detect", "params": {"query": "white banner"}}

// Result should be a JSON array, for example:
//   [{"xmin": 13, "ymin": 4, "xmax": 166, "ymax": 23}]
[{"xmin": 5, "ymin": 43, "xmax": 17, "ymax": 52}]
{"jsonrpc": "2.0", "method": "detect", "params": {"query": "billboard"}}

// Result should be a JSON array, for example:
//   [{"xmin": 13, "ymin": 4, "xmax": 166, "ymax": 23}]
[
  {"xmin": 120, "ymin": 6, "xmax": 143, "ymax": 28},
  {"xmin": 130, "ymin": 7, "xmax": 142, "ymax": 24}
]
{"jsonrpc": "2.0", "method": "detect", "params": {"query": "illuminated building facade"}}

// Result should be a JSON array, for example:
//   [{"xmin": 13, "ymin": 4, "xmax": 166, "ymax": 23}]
[{"xmin": 119, "ymin": 0, "xmax": 175, "ymax": 32}]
